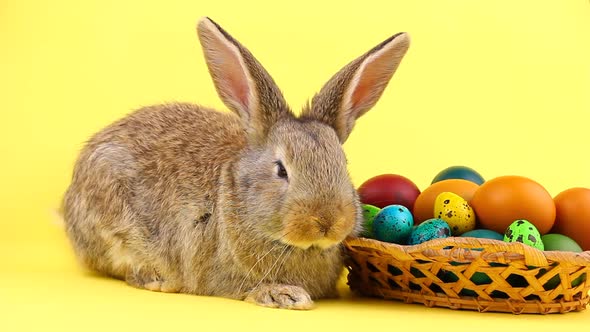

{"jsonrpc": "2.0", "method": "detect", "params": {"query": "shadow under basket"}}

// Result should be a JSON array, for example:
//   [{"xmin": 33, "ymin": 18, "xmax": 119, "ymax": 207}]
[{"xmin": 344, "ymin": 237, "xmax": 590, "ymax": 314}]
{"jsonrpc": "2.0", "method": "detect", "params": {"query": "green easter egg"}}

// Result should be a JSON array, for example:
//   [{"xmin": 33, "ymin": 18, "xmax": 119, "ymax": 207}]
[
  {"xmin": 537, "ymin": 268, "xmax": 586, "ymax": 290},
  {"xmin": 504, "ymin": 219, "xmax": 544, "ymax": 250},
  {"xmin": 440, "ymin": 263, "xmax": 487, "ymax": 297},
  {"xmin": 471, "ymin": 272, "xmax": 492, "ymax": 285},
  {"xmin": 361, "ymin": 204, "xmax": 380, "ymax": 238},
  {"xmin": 505, "ymin": 274, "xmax": 528, "ymax": 288},
  {"xmin": 541, "ymin": 234, "xmax": 583, "ymax": 252},
  {"xmin": 573, "ymin": 274, "xmax": 586, "ymax": 287}
]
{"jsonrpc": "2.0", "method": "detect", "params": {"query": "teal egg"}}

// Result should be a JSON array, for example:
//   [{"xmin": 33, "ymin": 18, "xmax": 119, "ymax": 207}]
[
  {"xmin": 431, "ymin": 166, "xmax": 485, "ymax": 185},
  {"xmin": 461, "ymin": 229, "xmax": 504, "ymax": 241},
  {"xmin": 504, "ymin": 219, "xmax": 544, "ymax": 250},
  {"xmin": 408, "ymin": 218, "xmax": 451, "ymax": 245},
  {"xmin": 361, "ymin": 204, "xmax": 381, "ymax": 238},
  {"xmin": 372, "ymin": 205, "xmax": 414, "ymax": 244}
]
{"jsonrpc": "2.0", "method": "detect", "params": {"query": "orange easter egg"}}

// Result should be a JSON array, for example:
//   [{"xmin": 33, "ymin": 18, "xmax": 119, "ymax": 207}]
[{"xmin": 470, "ymin": 176, "xmax": 555, "ymax": 235}]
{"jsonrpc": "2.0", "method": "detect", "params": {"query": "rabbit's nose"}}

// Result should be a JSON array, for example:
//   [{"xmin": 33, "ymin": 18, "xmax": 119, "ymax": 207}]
[{"xmin": 316, "ymin": 218, "xmax": 333, "ymax": 235}]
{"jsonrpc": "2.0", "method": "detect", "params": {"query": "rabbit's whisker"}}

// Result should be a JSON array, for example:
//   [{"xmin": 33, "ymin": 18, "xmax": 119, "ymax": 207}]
[
  {"xmin": 237, "ymin": 245, "xmax": 275, "ymax": 296},
  {"xmin": 272, "ymin": 246, "xmax": 294, "ymax": 281},
  {"xmin": 237, "ymin": 229, "xmax": 296, "ymax": 296},
  {"xmin": 249, "ymin": 244, "xmax": 290, "ymax": 294}
]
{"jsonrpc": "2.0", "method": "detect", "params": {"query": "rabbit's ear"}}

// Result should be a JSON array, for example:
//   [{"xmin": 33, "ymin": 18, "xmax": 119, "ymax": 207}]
[
  {"xmin": 197, "ymin": 17, "xmax": 291, "ymax": 141},
  {"xmin": 301, "ymin": 33, "xmax": 410, "ymax": 143}
]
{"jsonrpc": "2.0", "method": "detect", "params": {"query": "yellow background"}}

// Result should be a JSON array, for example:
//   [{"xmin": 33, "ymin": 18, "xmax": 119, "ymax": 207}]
[{"xmin": 1, "ymin": 0, "xmax": 589, "ymax": 330}]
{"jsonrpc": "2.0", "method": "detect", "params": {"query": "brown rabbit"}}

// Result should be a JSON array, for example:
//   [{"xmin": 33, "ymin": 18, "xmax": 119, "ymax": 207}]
[{"xmin": 62, "ymin": 17, "xmax": 410, "ymax": 310}]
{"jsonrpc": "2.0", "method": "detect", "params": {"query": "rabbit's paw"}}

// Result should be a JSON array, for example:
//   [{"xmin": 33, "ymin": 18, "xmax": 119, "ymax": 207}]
[
  {"xmin": 245, "ymin": 284, "xmax": 314, "ymax": 310},
  {"xmin": 125, "ymin": 267, "xmax": 181, "ymax": 293}
]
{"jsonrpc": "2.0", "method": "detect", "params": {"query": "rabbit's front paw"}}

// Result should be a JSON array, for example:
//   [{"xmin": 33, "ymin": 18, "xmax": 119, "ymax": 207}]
[
  {"xmin": 245, "ymin": 284, "xmax": 314, "ymax": 310},
  {"xmin": 125, "ymin": 267, "xmax": 181, "ymax": 293}
]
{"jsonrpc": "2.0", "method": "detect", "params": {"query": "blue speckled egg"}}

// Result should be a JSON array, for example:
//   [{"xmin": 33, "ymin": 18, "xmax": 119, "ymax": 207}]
[
  {"xmin": 372, "ymin": 205, "xmax": 414, "ymax": 244},
  {"xmin": 408, "ymin": 218, "xmax": 451, "ymax": 245}
]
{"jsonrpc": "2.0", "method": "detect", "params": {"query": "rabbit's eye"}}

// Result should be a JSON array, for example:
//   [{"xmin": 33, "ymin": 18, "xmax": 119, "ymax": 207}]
[{"xmin": 275, "ymin": 161, "xmax": 288, "ymax": 180}]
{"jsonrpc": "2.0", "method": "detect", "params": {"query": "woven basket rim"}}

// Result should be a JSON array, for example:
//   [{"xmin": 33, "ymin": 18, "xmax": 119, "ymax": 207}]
[{"xmin": 344, "ymin": 236, "xmax": 590, "ymax": 267}]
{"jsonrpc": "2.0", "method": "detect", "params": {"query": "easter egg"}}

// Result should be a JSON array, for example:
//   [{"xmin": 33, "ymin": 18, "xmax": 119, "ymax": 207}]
[
  {"xmin": 471, "ymin": 176, "xmax": 555, "ymax": 234},
  {"xmin": 470, "ymin": 272, "xmax": 492, "ymax": 286},
  {"xmin": 461, "ymin": 229, "xmax": 504, "ymax": 241},
  {"xmin": 535, "ymin": 268, "xmax": 559, "ymax": 290},
  {"xmin": 433, "ymin": 192, "xmax": 476, "ymax": 235},
  {"xmin": 536, "ymin": 268, "xmax": 585, "ymax": 290},
  {"xmin": 372, "ymin": 205, "xmax": 414, "ymax": 244},
  {"xmin": 459, "ymin": 229, "xmax": 503, "ymax": 252},
  {"xmin": 551, "ymin": 187, "xmax": 590, "ymax": 251},
  {"xmin": 408, "ymin": 218, "xmax": 451, "ymax": 245},
  {"xmin": 440, "ymin": 262, "xmax": 492, "ymax": 297},
  {"xmin": 541, "ymin": 234, "xmax": 583, "ymax": 252},
  {"xmin": 503, "ymin": 219, "xmax": 544, "ymax": 250},
  {"xmin": 505, "ymin": 274, "xmax": 529, "ymax": 288},
  {"xmin": 413, "ymin": 179, "xmax": 479, "ymax": 224},
  {"xmin": 361, "ymin": 204, "xmax": 380, "ymax": 238},
  {"xmin": 357, "ymin": 174, "xmax": 421, "ymax": 210},
  {"xmin": 432, "ymin": 166, "xmax": 485, "ymax": 185}
]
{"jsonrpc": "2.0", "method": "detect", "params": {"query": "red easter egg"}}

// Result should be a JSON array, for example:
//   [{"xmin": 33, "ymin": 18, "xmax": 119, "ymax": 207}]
[{"xmin": 357, "ymin": 174, "xmax": 421, "ymax": 211}]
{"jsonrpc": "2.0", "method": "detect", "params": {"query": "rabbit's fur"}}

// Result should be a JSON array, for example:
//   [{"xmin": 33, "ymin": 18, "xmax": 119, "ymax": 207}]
[{"xmin": 62, "ymin": 17, "xmax": 410, "ymax": 309}]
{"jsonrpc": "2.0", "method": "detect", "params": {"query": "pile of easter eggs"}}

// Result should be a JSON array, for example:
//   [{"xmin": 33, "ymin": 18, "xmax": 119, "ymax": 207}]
[{"xmin": 357, "ymin": 166, "xmax": 589, "ymax": 253}]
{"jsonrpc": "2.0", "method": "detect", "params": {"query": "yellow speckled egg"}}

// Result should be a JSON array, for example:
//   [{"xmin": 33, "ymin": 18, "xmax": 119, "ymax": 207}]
[{"xmin": 434, "ymin": 192, "xmax": 476, "ymax": 235}]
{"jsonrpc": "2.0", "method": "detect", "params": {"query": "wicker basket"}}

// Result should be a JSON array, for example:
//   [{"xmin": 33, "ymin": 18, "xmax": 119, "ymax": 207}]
[{"xmin": 344, "ymin": 237, "xmax": 590, "ymax": 314}]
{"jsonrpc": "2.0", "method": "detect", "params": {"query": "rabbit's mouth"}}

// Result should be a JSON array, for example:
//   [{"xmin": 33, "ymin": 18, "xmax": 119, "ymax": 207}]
[
  {"xmin": 279, "ymin": 237, "xmax": 343, "ymax": 250},
  {"xmin": 276, "ymin": 216, "xmax": 355, "ymax": 250},
  {"xmin": 276, "ymin": 198, "xmax": 358, "ymax": 250}
]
